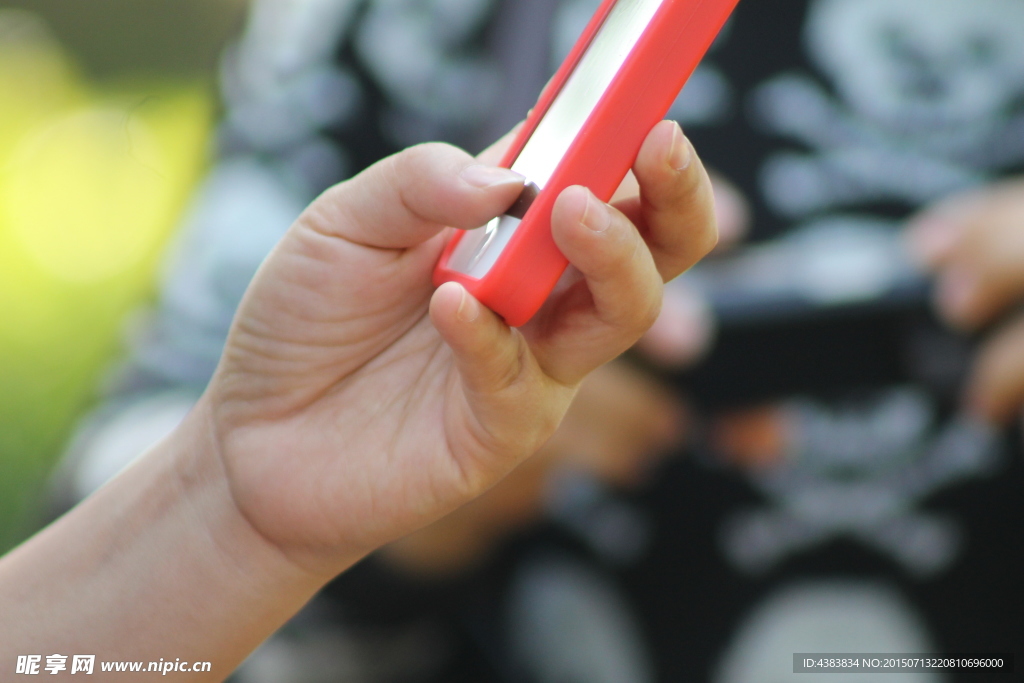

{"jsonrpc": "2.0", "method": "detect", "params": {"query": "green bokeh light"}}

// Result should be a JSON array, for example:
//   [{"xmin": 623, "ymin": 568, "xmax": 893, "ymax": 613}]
[{"xmin": 0, "ymin": 16, "xmax": 212, "ymax": 551}]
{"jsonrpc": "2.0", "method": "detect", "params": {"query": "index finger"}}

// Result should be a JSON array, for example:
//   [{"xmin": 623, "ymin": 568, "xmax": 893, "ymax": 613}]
[{"xmin": 301, "ymin": 142, "xmax": 525, "ymax": 250}]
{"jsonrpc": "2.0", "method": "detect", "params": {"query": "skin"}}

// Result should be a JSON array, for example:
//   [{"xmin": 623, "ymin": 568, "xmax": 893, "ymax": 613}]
[
  {"xmin": 0, "ymin": 120, "xmax": 716, "ymax": 680},
  {"xmin": 621, "ymin": 168, "xmax": 750, "ymax": 367},
  {"xmin": 380, "ymin": 136, "xmax": 749, "ymax": 577},
  {"xmin": 907, "ymin": 177, "xmax": 1024, "ymax": 424}
]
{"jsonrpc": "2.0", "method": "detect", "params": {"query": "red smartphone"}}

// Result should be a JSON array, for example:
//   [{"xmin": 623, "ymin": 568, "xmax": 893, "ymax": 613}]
[{"xmin": 433, "ymin": 0, "xmax": 742, "ymax": 327}]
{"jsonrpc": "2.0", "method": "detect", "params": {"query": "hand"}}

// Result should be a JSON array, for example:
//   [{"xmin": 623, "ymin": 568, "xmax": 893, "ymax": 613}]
[
  {"xmin": 907, "ymin": 177, "xmax": 1024, "ymax": 424},
  {"xmin": 631, "ymin": 170, "xmax": 750, "ymax": 367},
  {"xmin": 0, "ymin": 122, "xmax": 715, "ymax": 674},
  {"xmin": 202, "ymin": 120, "xmax": 717, "ymax": 576}
]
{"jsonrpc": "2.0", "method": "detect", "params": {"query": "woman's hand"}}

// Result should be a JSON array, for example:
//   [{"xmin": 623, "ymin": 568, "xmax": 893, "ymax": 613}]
[
  {"xmin": 203, "ymin": 120, "xmax": 717, "ymax": 576},
  {"xmin": 907, "ymin": 178, "xmax": 1024, "ymax": 424},
  {"xmin": 0, "ymin": 121, "xmax": 716, "ymax": 677}
]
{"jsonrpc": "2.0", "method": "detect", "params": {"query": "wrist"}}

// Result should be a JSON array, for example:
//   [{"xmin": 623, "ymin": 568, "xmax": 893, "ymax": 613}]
[
  {"xmin": 0, "ymin": 396, "xmax": 335, "ymax": 672},
  {"xmin": 169, "ymin": 396, "xmax": 344, "ymax": 585},
  {"xmin": 175, "ymin": 393, "xmax": 370, "ymax": 582}
]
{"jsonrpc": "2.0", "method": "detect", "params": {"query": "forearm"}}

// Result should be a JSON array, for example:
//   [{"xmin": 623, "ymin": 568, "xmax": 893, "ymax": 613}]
[{"xmin": 0, "ymin": 401, "xmax": 338, "ymax": 681}]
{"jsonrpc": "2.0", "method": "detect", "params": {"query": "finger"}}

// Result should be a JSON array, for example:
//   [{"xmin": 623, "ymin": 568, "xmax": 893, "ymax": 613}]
[
  {"xmin": 615, "ymin": 168, "xmax": 747, "ymax": 252},
  {"xmin": 966, "ymin": 314, "xmax": 1024, "ymax": 425},
  {"xmin": 528, "ymin": 185, "xmax": 664, "ymax": 385},
  {"xmin": 430, "ymin": 281, "xmax": 546, "ymax": 404},
  {"xmin": 301, "ymin": 142, "xmax": 525, "ymax": 250},
  {"xmin": 431, "ymin": 282, "xmax": 519, "ymax": 391},
  {"xmin": 430, "ymin": 282, "xmax": 570, "ymax": 470},
  {"xmin": 614, "ymin": 120, "xmax": 718, "ymax": 281}
]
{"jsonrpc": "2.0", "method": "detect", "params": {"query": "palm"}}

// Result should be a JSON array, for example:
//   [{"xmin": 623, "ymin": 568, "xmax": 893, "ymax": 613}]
[
  {"xmin": 210, "ymin": 220, "xmax": 543, "ymax": 556},
  {"xmin": 201, "ymin": 127, "xmax": 716, "ymax": 569}
]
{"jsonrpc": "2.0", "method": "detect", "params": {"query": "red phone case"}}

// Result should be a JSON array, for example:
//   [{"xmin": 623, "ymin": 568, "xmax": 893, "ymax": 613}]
[{"xmin": 434, "ymin": 0, "xmax": 742, "ymax": 327}]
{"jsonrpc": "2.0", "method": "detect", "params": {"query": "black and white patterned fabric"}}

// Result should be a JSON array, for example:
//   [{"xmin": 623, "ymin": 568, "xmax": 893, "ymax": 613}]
[{"xmin": 54, "ymin": 1, "xmax": 1024, "ymax": 681}]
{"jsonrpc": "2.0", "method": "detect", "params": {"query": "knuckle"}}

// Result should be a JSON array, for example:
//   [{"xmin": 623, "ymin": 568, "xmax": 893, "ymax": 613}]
[
  {"xmin": 395, "ymin": 142, "xmax": 462, "ymax": 181},
  {"xmin": 389, "ymin": 143, "xmax": 464, "ymax": 219},
  {"xmin": 488, "ymin": 330, "xmax": 531, "ymax": 395},
  {"xmin": 403, "ymin": 141, "xmax": 452, "ymax": 164},
  {"xmin": 492, "ymin": 347, "xmax": 526, "ymax": 395},
  {"xmin": 391, "ymin": 145, "xmax": 422, "ymax": 175},
  {"xmin": 618, "ymin": 219, "xmax": 645, "ymax": 265},
  {"xmin": 588, "ymin": 217, "xmax": 637, "ymax": 279}
]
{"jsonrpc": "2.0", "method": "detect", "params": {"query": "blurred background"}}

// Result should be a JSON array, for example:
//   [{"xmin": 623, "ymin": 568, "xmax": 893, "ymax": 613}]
[
  {"xmin": 2, "ymin": 1, "xmax": 1022, "ymax": 682},
  {"xmin": 0, "ymin": 0, "xmax": 244, "ymax": 552}
]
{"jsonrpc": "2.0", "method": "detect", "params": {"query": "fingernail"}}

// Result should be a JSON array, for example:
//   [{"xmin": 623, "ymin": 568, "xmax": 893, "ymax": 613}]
[
  {"xmin": 461, "ymin": 165, "xmax": 525, "ymax": 189},
  {"xmin": 456, "ymin": 285, "xmax": 480, "ymax": 323},
  {"xmin": 907, "ymin": 215, "xmax": 962, "ymax": 266},
  {"xmin": 668, "ymin": 122, "xmax": 691, "ymax": 171},
  {"xmin": 580, "ymin": 191, "xmax": 612, "ymax": 233}
]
